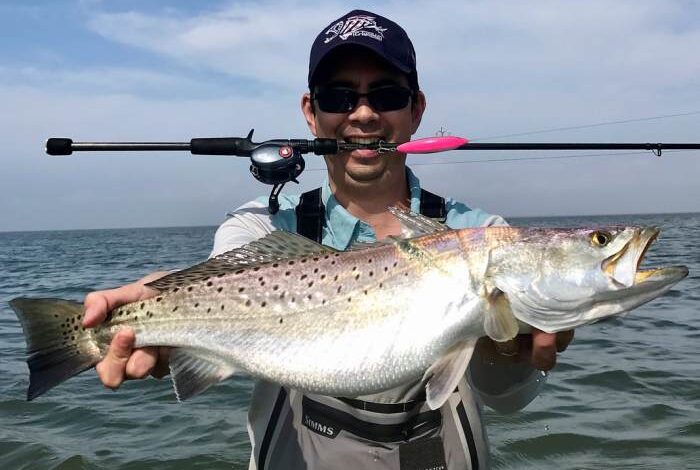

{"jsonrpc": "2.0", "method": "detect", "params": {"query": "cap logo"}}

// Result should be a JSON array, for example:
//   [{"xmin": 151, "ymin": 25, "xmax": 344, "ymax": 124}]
[{"xmin": 324, "ymin": 15, "xmax": 387, "ymax": 44}]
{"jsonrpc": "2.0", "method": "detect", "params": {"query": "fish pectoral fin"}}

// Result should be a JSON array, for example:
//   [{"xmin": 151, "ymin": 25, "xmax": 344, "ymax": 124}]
[
  {"xmin": 387, "ymin": 206, "xmax": 449, "ymax": 238},
  {"xmin": 422, "ymin": 338, "xmax": 478, "ymax": 410},
  {"xmin": 483, "ymin": 288, "xmax": 519, "ymax": 342},
  {"xmin": 168, "ymin": 348, "xmax": 237, "ymax": 401}
]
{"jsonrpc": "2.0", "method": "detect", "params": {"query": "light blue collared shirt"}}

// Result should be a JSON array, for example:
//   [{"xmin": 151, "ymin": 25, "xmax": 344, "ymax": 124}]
[{"xmin": 248, "ymin": 167, "xmax": 502, "ymax": 250}]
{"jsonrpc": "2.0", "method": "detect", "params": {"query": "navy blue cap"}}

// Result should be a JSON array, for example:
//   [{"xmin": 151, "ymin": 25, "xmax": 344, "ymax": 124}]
[{"xmin": 308, "ymin": 10, "xmax": 419, "ymax": 90}]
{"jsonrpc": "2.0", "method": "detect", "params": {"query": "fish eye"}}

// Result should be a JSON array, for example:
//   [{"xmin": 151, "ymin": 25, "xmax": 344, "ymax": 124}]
[{"xmin": 590, "ymin": 230, "xmax": 612, "ymax": 247}]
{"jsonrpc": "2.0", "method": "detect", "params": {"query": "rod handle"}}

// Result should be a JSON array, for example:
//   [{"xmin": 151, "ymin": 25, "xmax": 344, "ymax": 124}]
[{"xmin": 46, "ymin": 138, "xmax": 73, "ymax": 156}]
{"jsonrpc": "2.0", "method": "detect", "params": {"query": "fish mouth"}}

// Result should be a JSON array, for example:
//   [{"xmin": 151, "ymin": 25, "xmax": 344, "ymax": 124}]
[{"xmin": 603, "ymin": 227, "xmax": 688, "ymax": 287}]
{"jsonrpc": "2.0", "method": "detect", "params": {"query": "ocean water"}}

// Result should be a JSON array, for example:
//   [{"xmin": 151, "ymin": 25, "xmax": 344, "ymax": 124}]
[{"xmin": 0, "ymin": 213, "xmax": 698, "ymax": 469}]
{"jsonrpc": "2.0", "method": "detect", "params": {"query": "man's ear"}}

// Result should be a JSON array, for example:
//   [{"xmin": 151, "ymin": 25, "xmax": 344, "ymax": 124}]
[
  {"xmin": 301, "ymin": 93, "xmax": 318, "ymax": 136},
  {"xmin": 410, "ymin": 91, "xmax": 426, "ymax": 135}
]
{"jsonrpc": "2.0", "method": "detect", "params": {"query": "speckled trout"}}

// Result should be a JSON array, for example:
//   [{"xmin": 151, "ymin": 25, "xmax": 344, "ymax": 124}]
[{"xmin": 9, "ymin": 210, "xmax": 688, "ymax": 409}]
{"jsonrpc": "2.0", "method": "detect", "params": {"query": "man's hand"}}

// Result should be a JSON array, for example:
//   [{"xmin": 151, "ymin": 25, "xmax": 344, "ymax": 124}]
[
  {"xmin": 83, "ymin": 272, "xmax": 171, "ymax": 389},
  {"xmin": 477, "ymin": 328, "xmax": 575, "ymax": 371}
]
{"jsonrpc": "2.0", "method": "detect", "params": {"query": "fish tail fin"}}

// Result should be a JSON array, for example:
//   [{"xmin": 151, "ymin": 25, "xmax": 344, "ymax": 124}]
[{"xmin": 9, "ymin": 298, "xmax": 102, "ymax": 400}]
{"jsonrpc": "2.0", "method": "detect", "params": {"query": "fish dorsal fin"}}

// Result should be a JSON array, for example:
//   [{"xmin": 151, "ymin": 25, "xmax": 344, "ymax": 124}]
[
  {"xmin": 146, "ymin": 231, "xmax": 337, "ymax": 292},
  {"xmin": 169, "ymin": 348, "xmax": 237, "ymax": 401},
  {"xmin": 482, "ymin": 288, "xmax": 520, "ymax": 342},
  {"xmin": 387, "ymin": 206, "xmax": 450, "ymax": 238},
  {"xmin": 422, "ymin": 338, "xmax": 478, "ymax": 410}
]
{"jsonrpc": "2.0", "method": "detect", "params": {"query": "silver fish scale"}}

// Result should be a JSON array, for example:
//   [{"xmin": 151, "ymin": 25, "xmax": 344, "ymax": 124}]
[{"xmin": 100, "ymin": 231, "xmax": 479, "ymax": 395}]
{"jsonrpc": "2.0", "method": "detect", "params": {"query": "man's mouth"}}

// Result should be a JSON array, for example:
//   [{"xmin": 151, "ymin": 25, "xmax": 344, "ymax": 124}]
[{"xmin": 342, "ymin": 136, "xmax": 386, "ymax": 158}]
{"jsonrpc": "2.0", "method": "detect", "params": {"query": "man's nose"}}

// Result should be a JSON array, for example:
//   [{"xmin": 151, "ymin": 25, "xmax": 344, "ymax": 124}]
[{"xmin": 348, "ymin": 97, "xmax": 379, "ymax": 123}]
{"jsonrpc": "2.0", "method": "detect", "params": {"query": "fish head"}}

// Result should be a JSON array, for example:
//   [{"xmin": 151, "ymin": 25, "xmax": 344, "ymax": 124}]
[{"xmin": 488, "ymin": 226, "xmax": 688, "ymax": 332}]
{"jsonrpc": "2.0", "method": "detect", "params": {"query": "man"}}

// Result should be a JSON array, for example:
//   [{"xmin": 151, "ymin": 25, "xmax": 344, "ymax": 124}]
[{"xmin": 83, "ymin": 10, "xmax": 573, "ymax": 469}]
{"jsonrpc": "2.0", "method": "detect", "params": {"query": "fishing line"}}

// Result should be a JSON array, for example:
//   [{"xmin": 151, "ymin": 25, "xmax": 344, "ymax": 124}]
[
  {"xmin": 302, "ymin": 149, "xmax": 696, "ymax": 171},
  {"xmin": 469, "ymin": 111, "xmax": 700, "ymax": 141}
]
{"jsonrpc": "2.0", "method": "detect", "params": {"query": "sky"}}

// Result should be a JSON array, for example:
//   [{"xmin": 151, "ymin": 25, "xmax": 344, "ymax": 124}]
[{"xmin": 1, "ymin": 0, "xmax": 699, "ymax": 231}]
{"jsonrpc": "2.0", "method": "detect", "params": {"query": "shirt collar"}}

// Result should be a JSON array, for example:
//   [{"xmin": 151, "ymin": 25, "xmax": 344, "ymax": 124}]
[{"xmin": 320, "ymin": 167, "xmax": 422, "ymax": 250}]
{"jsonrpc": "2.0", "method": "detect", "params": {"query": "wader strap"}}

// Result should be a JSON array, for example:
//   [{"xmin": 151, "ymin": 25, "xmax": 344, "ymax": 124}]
[
  {"xmin": 456, "ymin": 401, "xmax": 480, "ymax": 470},
  {"xmin": 257, "ymin": 387, "xmax": 288, "ymax": 470},
  {"xmin": 295, "ymin": 187, "xmax": 325, "ymax": 243},
  {"xmin": 419, "ymin": 188, "xmax": 447, "ymax": 222},
  {"xmin": 295, "ymin": 187, "xmax": 447, "ymax": 242}
]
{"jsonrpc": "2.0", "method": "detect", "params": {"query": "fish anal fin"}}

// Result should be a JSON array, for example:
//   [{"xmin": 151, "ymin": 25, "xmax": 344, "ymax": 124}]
[
  {"xmin": 168, "ymin": 348, "xmax": 237, "ymax": 401},
  {"xmin": 483, "ymin": 288, "xmax": 519, "ymax": 342},
  {"xmin": 422, "ymin": 339, "xmax": 477, "ymax": 410}
]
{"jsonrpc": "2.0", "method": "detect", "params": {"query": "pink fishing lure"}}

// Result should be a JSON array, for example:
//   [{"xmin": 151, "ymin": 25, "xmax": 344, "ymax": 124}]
[{"xmin": 396, "ymin": 136, "xmax": 469, "ymax": 154}]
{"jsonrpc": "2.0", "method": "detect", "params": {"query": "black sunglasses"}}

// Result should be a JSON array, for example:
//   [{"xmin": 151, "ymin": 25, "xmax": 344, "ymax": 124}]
[{"xmin": 313, "ymin": 85, "xmax": 413, "ymax": 113}]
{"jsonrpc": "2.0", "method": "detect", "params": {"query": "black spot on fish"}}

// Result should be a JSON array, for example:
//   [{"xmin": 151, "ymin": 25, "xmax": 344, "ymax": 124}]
[
  {"xmin": 337, "ymin": 286, "xmax": 342, "ymax": 293},
  {"xmin": 187, "ymin": 286, "xmax": 193, "ymax": 292},
  {"xmin": 368, "ymin": 258, "xmax": 372, "ymax": 263},
  {"xmin": 221, "ymin": 305, "xmax": 225, "ymax": 311},
  {"xmin": 313, "ymin": 268, "xmax": 319, "ymax": 273},
  {"xmin": 245, "ymin": 300, "xmax": 251, "ymax": 307},
  {"xmin": 273, "ymin": 285, "xmax": 279, "ymax": 291},
  {"xmin": 331, "ymin": 261, "xmax": 336, "ymax": 265},
  {"xmin": 261, "ymin": 301, "xmax": 267, "ymax": 308},
  {"xmin": 156, "ymin": 297, "xmax": 162, "ymax": 302},
  {"xmin": 288, "ymin": 261, "xmax": 295, "ymax": 266},
  {"xmin": 324, "ymin": 255, "xmax": 330, "ymax": 259},
  {"xmin": 369, "ymin": 271, "xmax": 374, "ymax": 277},
  {"xmin": 279, "ymin": 318, "xmax": 283, "ymax": 324},
  {"xmin": 279, "ymin": 292, "xmax": 285, "ymax": 299},
  {"xmin": 320, "ymin": 274, "xmax": 326, "ymax": 280},
  {"xmin": 172, "ymin": 306, "xmax": 178, "ymax": 312},
  {"xmin": 291, "ymin": 297, "xmax": 296, "ymax": 303},
  {"xmin": 238, "ymin": 287, "xmax": 245, "ymax": 293},
  {"xmin": 384, "ymin": 267, "xmax": 388, "ymax": 272},
  {"xmin": 194, "ymin": 302, "xmax": 199, "ymax": 308},
  {"xmin": 307, "ymin": 294, "xmax": 312, "ymax": 300},
  {"xmin": 308, "ymin": 281, "xmax": 314, "ymax": 288},
  {"xmin": 217, "ymin": 287, "xmax": 223, "ymax": 293},
  {"xmin": 285, "ymin": 271, "xmax": 291, "ymax": 276},
  {"xmin": 379, "ymin": 283, "xmax": 384, "ymax": 289},
  {"xmin": 301, "ymin": 258, "xmax": 307, "ymax": 264},
  {"xmin": 174, "ymin": 287, "xmax": 180, "ymax": 292},
  {"xmin": 207, "ymin": 307, "xmax": 212, "ymax": 313},
  {"xmin": 273, "ymin": 263, "xmax": 279, "ymax": 268},
  {"xmin": 236, "ymin": 269, "xmax": 245, "ymax": 274},
  {"xmin": 352, "ymin": 266, "xmax": 357, "ymax": 271},
  {"xmin": 321, "ymin": 299, "xmax": 327, "ymax": 305},
  {"xmin": 364, "ymin": 290, "xmax": 368, "ymax": 295},
  {"xmin": 334, "ymin": 274, "xmax": 338, "ymax": 281},
  {"xmin": 207, "ymin": 281, "xmax": 213, "ymax": 287},
  {"xmin": 313, "ymin": 257, "xmax": 319, "ymax": 262},
  {"xmin": 300, "ymin": 274, "xmax": 307, "ymax": 280},
  {"xmin": 355, "ymin": 274, "xmax": 360, "ymax": 280},
  {"xmin": 393, "ymin": 262, "xmax": 398, "ymax": 267},
  {"xmin": 347, "ymin": 297, "xmax": 352, "ymax": 303}
]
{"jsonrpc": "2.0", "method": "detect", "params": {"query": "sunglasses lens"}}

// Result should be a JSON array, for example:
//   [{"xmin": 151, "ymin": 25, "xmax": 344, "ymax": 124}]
[
  {"xmin": 369, "ymin": 87, "xmax": 412, "ymax": 111},
  {"xmin": 314, "ymin": 86, "xmax": 412, "ymax": 113},
  {"xmin": 315, "ymin": 89, "xmax": 356, "ymax": 113}
]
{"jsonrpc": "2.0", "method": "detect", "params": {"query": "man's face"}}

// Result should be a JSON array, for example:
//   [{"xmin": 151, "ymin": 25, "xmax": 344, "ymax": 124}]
[{"xmin": 302, "ymin": 51, "xmax": 425, "ymax": 189}]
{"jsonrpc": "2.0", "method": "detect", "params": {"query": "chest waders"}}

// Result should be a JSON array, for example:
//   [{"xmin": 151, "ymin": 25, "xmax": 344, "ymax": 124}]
[{"xmin": 254, "ymin": 188, "xmax": 488, "ymax": 470}]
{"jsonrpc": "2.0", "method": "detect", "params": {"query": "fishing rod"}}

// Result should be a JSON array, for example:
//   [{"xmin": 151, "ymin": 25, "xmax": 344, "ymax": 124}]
[{"xmin": 45, "ymin": 132, "xmax": 700, "ymax": 213}]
